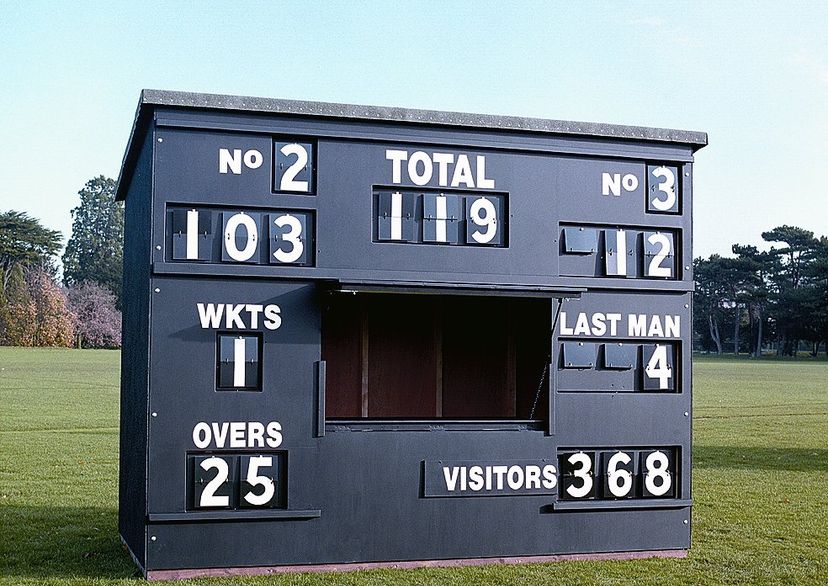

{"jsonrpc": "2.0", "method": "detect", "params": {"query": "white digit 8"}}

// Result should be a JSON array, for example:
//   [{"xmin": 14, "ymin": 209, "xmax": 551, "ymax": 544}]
[
  {"xmin": 651, "ymin": 166, "xmax": 676, "ymax": 211},
  {"xmin": 566, "ymin": 452, "xmax": 593, "ymax": 498},
  {"xmin": 606, "ymin": 451, "xmax": 633, "ymax": 497},
  {"xmin": 645, "ymin": 451, "xmax": 672, "ymax": 496},
  {"xmin": 279, "ymin": 143, "xmax": 309, "ymax": 192},
  {"xmin": 469, "ymin": 197, "xmax": 497, "ymax": 244},
  {"xmin": 272, "ymin": 214, "xmax": 303, "ymax": 263},
  {"xmin": 647, "ymin": 233, "xmax": 672, "ymax": 277},
  {"xmin": 243, "ymin": 456, "xmax": 276, "ymax": 506},
  {"xmin": 199, "ymin": 457, "xmax": 230, "ymax": 507}
]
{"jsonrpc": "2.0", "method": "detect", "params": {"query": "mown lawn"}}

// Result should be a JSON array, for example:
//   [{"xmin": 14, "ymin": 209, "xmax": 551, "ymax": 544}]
[{"xmin": 0, "ymin": 348, "xmax": 826, "ymax": 585}]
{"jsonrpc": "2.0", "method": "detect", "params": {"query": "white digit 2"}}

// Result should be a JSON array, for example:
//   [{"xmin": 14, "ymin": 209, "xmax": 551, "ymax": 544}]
[
  {"xmin": 469, "ymin": 197, "xmax": 497, "ymax": 244},
  {"xmin": 199, "ymin": 457, "xmax": 230, "ymax": 507},
  {"xmin": 566, "ymin": 452, "xmax": 593, "ymax": 498},
  {"xmin": 651, "ymin": 166, "xmax": 676, "ymax": 210},
  {"xmin": 645, "ymin": 451, "xmax": 672, "ymax": 496},
  {"xmin": 279, "ymin": 144, "xmax": 309, "ymax": 192},
  {"xmin": 272, "ymin": 214, "xmax": 303, "ymax": 263},
  {"xmin": 647, "ymin": 233, "xmax": 672, "ymax": 277},
  {"xmin": 243, "ymin": 456, "xmax": 276, "ymax": 506},
  {"xmin": 224, "ymin": 213, "xmax": 258, "ymax": 261},
  {"xmin": 606, "ymin": 452, "xmax": 633, "ymax": 497},
  {"xmin": 645, "ymin": 344, "xmax": 672, "ymax": 389}
]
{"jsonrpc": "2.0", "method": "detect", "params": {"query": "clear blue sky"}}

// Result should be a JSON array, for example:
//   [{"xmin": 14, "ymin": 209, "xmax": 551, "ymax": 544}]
[{"xmin": 2, "ymin": 1, "xmax": 826, "ymax": 259}]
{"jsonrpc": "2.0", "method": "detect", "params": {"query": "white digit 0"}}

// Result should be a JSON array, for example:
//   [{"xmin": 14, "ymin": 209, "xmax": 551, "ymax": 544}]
[
  {"xmin": 647, "ymin": 233, "xmax": 672, "ymax": 277},
  {"xmin": 272, "ymin": 214, "xmax": 304, "ymax": 263},
  {"xmin": 199, "ymin": 457, "xmax": 230, "ymax": 507},
  {"xmin": 469, "ymin": 197, "xmax": 497, "ymax": 244},
  {"xmin": 224, "ymin": 213, "xmax": 258, "ymax": 261},
  {"xmin": 243, "ymin": 456, "xmax": 276, "ymax": 506},
  {"xmin": 606, "ymin": 451, "xmax": 633, "ymax": 497},
  {"xmin": 566, "ymin": 452, "xmax": 593, "ymax": 498},
  {"xmin": 279, "ymin": 143, "xmax": 309, "ymax": 192},
  {"xmin": 644, "ymin": 451, "xmax": 672, "ymax": 496},
  {"xmin": 645, "ymin": 344, "xmax": 672, "ymax": 389},
  {"xmin": 651, "ymin": 166, "xmax": 676, "ymax": 211}
]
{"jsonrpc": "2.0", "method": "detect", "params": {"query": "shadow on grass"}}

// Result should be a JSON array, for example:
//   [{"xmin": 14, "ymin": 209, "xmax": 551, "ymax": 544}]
[
  {"xmin": 694, "ymin": 445, "xmax": 828, "ymax": 472},
  {"xmin": 0, "ymin": 505, "xmax": 139, "ymax": 581}
]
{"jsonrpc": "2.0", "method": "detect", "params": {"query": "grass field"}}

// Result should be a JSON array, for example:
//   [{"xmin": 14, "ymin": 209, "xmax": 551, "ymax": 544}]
[{"xmin": 1, "ymin": 348, "xmax": 826, "ymax": 585}]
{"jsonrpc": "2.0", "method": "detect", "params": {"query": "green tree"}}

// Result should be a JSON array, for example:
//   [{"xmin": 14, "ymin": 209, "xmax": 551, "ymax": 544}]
[
  {"xmin": 0, "ymin": 268, "xmax": 75, "ymax": 347},
  {"xmin": 62, "ymin": 176, "xmax": 124, "ymax": 306},
  {"xmin": 0, "ymin": 210, "xmax": 62, "ymax": 296}
]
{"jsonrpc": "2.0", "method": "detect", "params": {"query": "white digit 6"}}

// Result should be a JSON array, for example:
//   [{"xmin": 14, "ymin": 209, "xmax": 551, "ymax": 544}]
[
  {"xmin": 469, "ymin": 197, "xmax": 497, "ymax": 244},
  {"xmin": 647, "ymin": 233, "xmax": 672, "ymax": 277},
  {"xmin": 650, "ymin": 166, "xmax": 676, "ymax": 211},
  {"xmin": 272, "ymin": 214, "xmax": 303, "ymax": 263},
  {"xmin": 243, "ymin": 456, "xmax": 276, "ymax": 506},
  {"xmin": 645, "ymin": 451, "xmax": 672, "ymax": 496},
  {"xmin": 606, "ymin": 452, "xmax": 633, "ymax": 497},
  {"xmin": 279, "ymin": 143, "xmax": 309, "ymax": 192},
  {"xmin": 566, "ymin": 452, "xmax": 593, "ymax": 498},
  {"xmin": 645, "ymin": 344, "xmax": 672, "ymax": 389},
  {"xmin": 199, "ymin": 457, "xmax": 229, "ymax": 507}
]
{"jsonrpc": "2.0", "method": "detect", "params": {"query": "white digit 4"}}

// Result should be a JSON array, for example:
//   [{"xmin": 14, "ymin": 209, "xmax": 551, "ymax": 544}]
[
  {"xmin": 606, "ymin": 451, "xmax": 633, "ymax": 497},
  {"xmin": 644, "ymin": 451, "xmax": 672, "ymax": 496},
  {"xmin": 272, "ymin": 214, "xmax": 304, "ymax": 263},
  {"xmin": 651, "ymin": 166, "xmax": 676, "ymax": 211},
  {"xmin": 566, "ymin": 452, "xmax": 593, "ymax": 498},
  {"xmin": 243, "ymin": 456, "xmax": 276, "ymax": 506},
  {"xmin": 469, "ymin": 197, "xmax": 497, "ymax": 244},
  {"xmin": 199, "ymin": 457, "xmax": 230, "ymax": 507},
  {"xmin": 279, "ymin": 144, "xmax": 309, "ymax": 192},
  {"xmin": 645, "ymin": 344, "xmax": 672, "ymax": 389},
  {"xmin": 647, "ymin": 233, "xmax": 672, "ymax": 277}
]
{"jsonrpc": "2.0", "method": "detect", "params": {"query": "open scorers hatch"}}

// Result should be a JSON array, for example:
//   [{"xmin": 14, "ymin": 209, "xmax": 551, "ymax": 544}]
[{"xmin": 116, "ymin": 90, "xmax": 706, "ymax": 579}]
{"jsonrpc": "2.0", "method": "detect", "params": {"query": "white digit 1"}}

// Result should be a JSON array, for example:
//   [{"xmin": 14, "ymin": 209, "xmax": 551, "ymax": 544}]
[
  {"xmin": 566, "ymin": 452, "xmax": 593, "ymax": 498},
  {"xmin": 185, "ymin": 209, "xmax": 199, "ymax": 260},
  {"xmin": 272, "ymin": 214, "xmax": 304, "ymax": 263},
  {"xmin": 647, "ymin": 233, "xmax": 672, "ymax": 277},
  {"xmin": 199, "ymin": 457, "xmax": 229, "ymax": 507},
  {"xmin": 645, "ymin": 344, "xmax": 672, "ymax": 389},
  {"xmin": 610, "ymin": 229, "xmax": 627, "ymax": 276},
  {"xmin": 469, "ymin": 197, "xmax": 497, "ymax": 244},
  {"xmin": 279, "ymin": 143, "xmax": 309, "ymax": 191},
  {"xmin": 607, "ymin": 451, "xmax": 633, "ymax": 497},
  {"xmin": 651, "ymin": 166, "xmax": 676, "ymax": 210},
  {"xmin": 243, "ymin": 456, "xmax": 276, "ymax": 506},
  {"xmin": 435, "ymin": 194, "xmax": 448, "ymax": 242},
  {"xmin": 645, "ymin": 451, "xmax": 672, "ymax": 496},
  {"xmin": 224, "ymin": 213, "xmax": 258, "ymax": 261}
]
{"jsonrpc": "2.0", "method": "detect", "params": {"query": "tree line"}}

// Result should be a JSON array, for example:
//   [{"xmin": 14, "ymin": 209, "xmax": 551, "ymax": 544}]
[
  {"xmin": 694, "ymin": 226, "xmax": 828, "ymax": 357},
  {"xmin": 0, "ymin": 176, "xmax": 123, "ymax": 348}
]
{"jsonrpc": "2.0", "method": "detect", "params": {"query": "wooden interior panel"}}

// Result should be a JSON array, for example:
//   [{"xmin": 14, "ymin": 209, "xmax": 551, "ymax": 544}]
[{"xmin": 321, "ymin": 296, "xmax": 362, "ymax": 418}]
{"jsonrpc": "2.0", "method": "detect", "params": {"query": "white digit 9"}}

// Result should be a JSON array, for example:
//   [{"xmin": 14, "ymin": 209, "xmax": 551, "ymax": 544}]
[
  {"xmin": 647, "ymin": 233, "xmax": 672, "ymax": 277},
  {"xmin": 644, "ymin": 451, "xmax": 672, "ymax": 496},
  {"xmin": 279, "ymin": 143, "xmax": 309, "ymax": 192},
  {"xmin": 199, "ymin": 457, "xmax": 230, "ymax": 507},
  {"xmin": 469, "ymin": 197, "xmax": 497, "ymax": 244},
  {"xmin": 272, "ymin": 214, "xmax": 303, "ymax": 263},
  {"xmin": 645, "ymin": 344, "xmax": 672, "ymax": 389},
  {"xmin": 650, "ymin": 166, "xmax": 676, "ymax": 211},
  {"xmin": 566, "ymin": 452, "xmax": 593, "ymax": 498},
  {"xmin": 606, "ymin": 451, "xmax": 633, "ymax": 497},
  {"xmin": 243, "ymin": 456, "xmax": 276, "ymax": 506}
]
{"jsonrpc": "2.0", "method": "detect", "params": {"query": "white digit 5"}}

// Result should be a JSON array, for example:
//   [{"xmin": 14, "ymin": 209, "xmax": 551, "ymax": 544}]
[
  {"xmin": 279, "ymin": 144, "xmax": 309, "ymax": 192},
  {"xmin": 199, "ymin": 457, "xmax": 230, "ymax": 507},
  {"xmin": 645, "ymin": 344, "xmax": 672, "ymax": 390},
  {"xmin": 272, "ymin": 214, "xmax": 304, "ymax": 263},
  {"xmin": 469, "ymin": 197, "xmax": 497, "ymax": 244},
  {"xmin": 606, "ymin": 452, "xmax": 633, "ymax": 497},
  {"xmin": 243, "ymin": 456, "xmax": 276, "ymax": 506},
  {"xmin": 651, "ymin": 166, "xmax": 676, "ymax": 210},
  {"xmin": 566, "ymin": 452, "xmax": 593, "ymax": 498},
  {"xmin": 645, "ymin": 451, "xmax": 672, "ymax": 496},
  {"xmin": 647, "ymin": 233, "xmax": 672, "ymax": 277}
]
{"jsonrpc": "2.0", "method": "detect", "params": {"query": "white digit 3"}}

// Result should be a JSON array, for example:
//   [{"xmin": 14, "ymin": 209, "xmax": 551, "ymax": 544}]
[
  {"xmin": 645, "ymin": 344, "xmax": 672, "ymax": 389},
  {"xmin": 566, "ymin": 452, "xmax": 593, "ymax": 498},
  {"xmin": 272, "ymin": 214, "xmax": 304, "ymax": 263},
  {"xmin": 469, "ymin": 197, "xmax": 497, "ymax": 244},
  {"xmin": 647, "ymin": 233, "xmax": 672, "ymax": 277},
  {"xmin": 645, "ymin": 451, "xmax": 672, "ymax": 496},
  {"xmin": 651, "ymin": 166, "xmax": 676, "ymax": 211},
  {"xmin": 199, "ymin": 457, "xmax": 230, "ymax": 507},
  {"xmin": 606, "ymin": 451, "xmax": 633, "ymax": 497},
  {"xmin": 279, "ymin": 144, "xmax": 309, "ymax": 192},
  {"xmin": 243, "ymin": 456, "xmax": 276, "ymax": 506}
]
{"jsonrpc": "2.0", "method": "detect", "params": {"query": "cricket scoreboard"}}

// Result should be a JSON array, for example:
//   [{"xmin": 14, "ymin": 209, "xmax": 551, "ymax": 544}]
[{"xmin": 116, "ymin": 90, "xmax": 706, "ymax": 579}]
